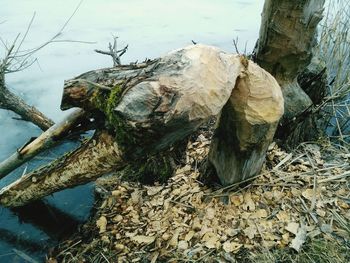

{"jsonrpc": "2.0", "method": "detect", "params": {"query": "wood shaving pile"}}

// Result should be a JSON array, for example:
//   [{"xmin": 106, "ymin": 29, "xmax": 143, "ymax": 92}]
[{"xmin": 53, "ymin": 134, "xmax": 350, "ymax": 262}]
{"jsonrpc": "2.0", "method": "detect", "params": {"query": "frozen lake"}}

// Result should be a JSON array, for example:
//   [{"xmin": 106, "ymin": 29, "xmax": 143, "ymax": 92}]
[{"xmin": 0, "ymin": 0, "xmax": 264, "ymax": 261}]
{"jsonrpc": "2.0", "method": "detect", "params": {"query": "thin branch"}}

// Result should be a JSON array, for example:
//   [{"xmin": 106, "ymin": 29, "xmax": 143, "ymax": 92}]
[
  {"xmin": 12, "ymin": 12, "xmax": 36, "ymax": 61},
  {"xmin": 95, "ymin": 36, "xmax": 128, "ymax": 66},
  {"xmin": 5, "ymin": 0, "xmax": 87, "ymax": 67},
  {"xmin": 50, "ymin": 39, "xmax": 96, "ymax": 44},
  {"xmin": 232, "ymin": 37, "xmax": 240, "ymax": 55}
]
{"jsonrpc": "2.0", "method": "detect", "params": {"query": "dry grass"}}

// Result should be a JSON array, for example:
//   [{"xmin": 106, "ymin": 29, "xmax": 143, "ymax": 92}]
[
  {"xmin": 251, "ymin": 238, "xmax": 350, "ymax": 263},
  {"xmin": 316, "ymin": 0, "xmax": 350, "ymax": 145}
]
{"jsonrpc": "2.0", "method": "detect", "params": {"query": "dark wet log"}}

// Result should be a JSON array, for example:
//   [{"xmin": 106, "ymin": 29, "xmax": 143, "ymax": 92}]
[
  {"xmin": 0, "ymin": 109, "xmax": 86, "ymax": 178},
  {"xmin": 208, "ymin": 60, "xmax": 284, "ymax": 185},
  {"xmin": 254, "ymin": 0, "xmax": 325, "ymax": 123}
]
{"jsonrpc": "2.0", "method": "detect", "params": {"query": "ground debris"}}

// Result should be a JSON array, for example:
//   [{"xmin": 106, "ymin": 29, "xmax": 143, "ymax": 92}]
[{"xmin": 52, "ymin": 135, "xmax": 350, "ymax": 262}]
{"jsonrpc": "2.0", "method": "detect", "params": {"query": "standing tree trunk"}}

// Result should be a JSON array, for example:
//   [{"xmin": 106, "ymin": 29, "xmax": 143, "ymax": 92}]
[{"xmin": 254, "ymin": 0, "xmax": 326, "ymax": 147}]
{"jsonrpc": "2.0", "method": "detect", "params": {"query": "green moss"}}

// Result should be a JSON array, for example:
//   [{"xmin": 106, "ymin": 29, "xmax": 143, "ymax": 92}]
[{"xmin": 90, "ymin": 85, "xmax": 135, "ymax": 148}]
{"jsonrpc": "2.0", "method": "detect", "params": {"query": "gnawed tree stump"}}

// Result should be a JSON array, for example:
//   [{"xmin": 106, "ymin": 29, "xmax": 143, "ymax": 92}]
[
  {"xmin": 254, "ymin": 0, "xmax": 326, "ymax": 147},
  {"xmin": 0, "ymin": 45, "xmax": 284, "ymax": 207},
  {"xmin": 208, "ymin": 59, "xmax": 284, "ymax": 185}
]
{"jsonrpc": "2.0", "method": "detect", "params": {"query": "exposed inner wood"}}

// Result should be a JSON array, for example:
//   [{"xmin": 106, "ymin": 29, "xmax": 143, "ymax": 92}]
[{"xmin": 208, "ymin": 60, "xmax": 284, "ymax": 185}]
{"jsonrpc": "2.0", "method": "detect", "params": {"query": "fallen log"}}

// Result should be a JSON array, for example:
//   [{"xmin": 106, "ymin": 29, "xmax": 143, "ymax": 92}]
[
  {"xmin": 0, "ymin": 130, "xmax": 124, "ymax": 207},
  {"xmin": 0, "ymin": 45, "xmax": 284, "ymax": 207}
]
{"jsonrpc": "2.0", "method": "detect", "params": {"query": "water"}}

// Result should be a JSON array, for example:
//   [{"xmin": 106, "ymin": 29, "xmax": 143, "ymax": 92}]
[{"xmin": 0, "ymin": 0, "xmax": 264, "ymax": 261}]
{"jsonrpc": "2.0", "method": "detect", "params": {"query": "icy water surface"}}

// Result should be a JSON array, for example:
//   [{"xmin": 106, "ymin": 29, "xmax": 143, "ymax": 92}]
[{"xmin": 0, "ymin": 0, "xmax": 264, "ymax": 261}]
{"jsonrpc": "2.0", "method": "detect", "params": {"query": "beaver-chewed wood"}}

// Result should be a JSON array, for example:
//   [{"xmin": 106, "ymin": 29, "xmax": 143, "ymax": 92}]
[
  {"xmin": 208, "ymin": 59, "xmax": 284, "ymax": 185},
  {"xmin": 254, "ymin": 0, "xmax": 325, "ymax": 122},
  {"xmin": 0, "ymin": 130, "xmax": 123, "ymax": 207},
  {"xmin": 0, "ymin": 45, "xmax": 284, "ymax": 207}
]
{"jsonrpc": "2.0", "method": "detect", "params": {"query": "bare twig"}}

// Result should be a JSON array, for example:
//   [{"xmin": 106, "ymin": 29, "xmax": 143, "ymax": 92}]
[
  {"xmin": 232, "ymin": 37, "xmax": 240, "ymax": 55},
  {"xmin": 95, "ymin": 36, "xmax": 128, "ymax": 66}
]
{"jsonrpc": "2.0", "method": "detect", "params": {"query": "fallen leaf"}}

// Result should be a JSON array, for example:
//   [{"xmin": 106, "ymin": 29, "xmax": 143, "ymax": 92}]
[
  {"xmin": 114, "ymin": 243, "xmax": 125, "ymax": 252},
  {"xmin": 206, "ymin": 207, "xmax": 215, "ymax": 220},
  {"xmin": 192, "ymin": 217, "xmax": 202, "ymax": 231},
  {"xmin": 252, "ymin": 209, "xmax": 267, "ymax": 218},
  {"xmin": 302, "ymin": 189, "xmax": 314, "ymax": 201},
  {"xmin": 146, "ymin": 186, "xmax": 164, "ymax": 196},
  {"xmin": 204, "ymin": 236, "xmax": 219, "ymax": 249},
  {"xmin": 230, "ymin": 195, "xmax": 242, "ymax": 206},
  {"xmin": 243, "ymin": 225, "xmax": 257, "ymax": 239},
  {"xmin": 185, "ymin": 230, "xmax": 195, "ymax": 241},
  {"xmin": 168, "ymin": 230, "xmax": 180, "ymax": 248},
  {"xmin": 276, "ymin": 211, "xmax": 290, "ymax": 222},
  {"xmin": 225, "ymin": 228, "xmax": 239, "ymax": 237},
  {"xmin": 177, "ymin": 240, "xmax": 188, "ymax": 250}
]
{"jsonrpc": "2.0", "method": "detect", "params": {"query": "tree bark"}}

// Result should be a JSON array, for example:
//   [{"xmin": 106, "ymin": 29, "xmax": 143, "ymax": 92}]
[
  {"xmin": 276, "ymin": 59, "xmax": 328, "ymax": 148},
  {"xmin": 254, "ymin": 0, "xmax": 325, "ymax": 124}
]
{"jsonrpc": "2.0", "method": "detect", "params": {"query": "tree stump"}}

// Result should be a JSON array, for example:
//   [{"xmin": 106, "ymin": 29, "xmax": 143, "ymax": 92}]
[{"xmin": 208, "ymin": 59, "xmax": 284, "ymax": 185}]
